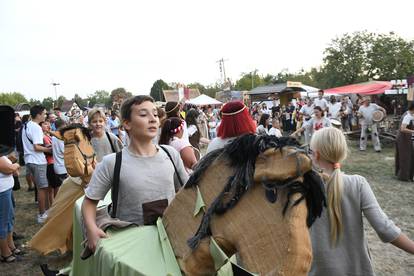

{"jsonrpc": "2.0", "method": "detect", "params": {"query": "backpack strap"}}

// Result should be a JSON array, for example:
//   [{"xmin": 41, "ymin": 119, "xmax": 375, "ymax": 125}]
[
  {"xmin": 24, "ymin": 122, "xmax": 33, "ymax": 144},
  {"xmin": 106, "ymin": 132, "xmax": 116, "ymax": 153},
  {"xmin": 159, "ymin": 145, "xmax": 184, "ymax": 188},
  {"xmin": 110, "ymin": 151, "xmax": 122, "ymax": 218}
]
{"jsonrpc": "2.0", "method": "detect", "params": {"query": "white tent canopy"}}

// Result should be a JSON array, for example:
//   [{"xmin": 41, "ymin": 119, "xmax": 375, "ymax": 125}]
[
  {"xmin": 186, "ymin": 94, "xmax": 223, "ymax": 106},
  {"xmin": 300, "ymin": 85, "xmax": 320, "ymax": 98}
]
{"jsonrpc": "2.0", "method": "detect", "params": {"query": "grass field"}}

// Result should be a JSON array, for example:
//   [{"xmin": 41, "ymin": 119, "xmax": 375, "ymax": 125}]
[{"xmin": 0, "ymin": 139, "xmax": 413, "ymax": 275}]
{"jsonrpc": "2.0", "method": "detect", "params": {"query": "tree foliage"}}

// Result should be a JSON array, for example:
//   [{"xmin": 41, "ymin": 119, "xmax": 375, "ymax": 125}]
[
  {"xmin": 110, "ymin": 88, "xmax": 132, "ymax": 106},
  {"xmin": 41, "ymin": 97, "xmax": 55, "ymax": 111},
  {"xmin": 235, "ymin": 71, "xmax": 264, "ymax": 90},
  {"xmin": 56, "ymin": 95, "xmax": 67, "ymax": 109},
  {"xmin": 0, "ymin": 92, "xmax": 28, "ymax": 107},
  {"xmin": 87, "ymin": 90, "xmax": 111, "ymax": 108},
  {"xmin": 150, "ymin": 80, "xmax": 171, "ymax": 101},
  {"xmin": 321, "ymin": 31, "xmax": 414, "ymax": 88}
]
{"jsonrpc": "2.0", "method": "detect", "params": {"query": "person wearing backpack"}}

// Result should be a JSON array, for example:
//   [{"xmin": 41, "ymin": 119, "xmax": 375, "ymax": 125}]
[
  {"xmin": 82, "ymin": 95, "xmax": 189, "ymax": 253},
  {"xmin": 88, "ymin": 109, "xmax": 123, "ymax": 162},
  {"xmin": 22, "ymin": 105, "xmax": 51, "ymax": 224}
]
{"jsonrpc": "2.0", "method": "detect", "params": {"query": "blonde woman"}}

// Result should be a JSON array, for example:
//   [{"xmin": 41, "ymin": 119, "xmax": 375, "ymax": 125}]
[{"xmin": 308, "ymin": 127, "xmax": 414, "ymax": 276}]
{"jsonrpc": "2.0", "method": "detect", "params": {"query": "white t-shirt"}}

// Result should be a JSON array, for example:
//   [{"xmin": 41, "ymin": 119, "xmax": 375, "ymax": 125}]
[
  {"xmin": 169, "ymin": 137, "xmax": 192, "ymax": 153},
  {"xmin": 300, "ymin": 105, "xmax": 314, "ymax": 118},
  {"xmin": 268, "ymin": 127, "xmax": 282, "ymax": 137},
  {"xmin": 304, "ymin": 117, "xmax": 332, "ymax": 133},
  {"xmin": 327, "ymin": 102, "xmax": 342, "ymax": 119},
  {"xmin": 358, "ymin": 104, "xmax": 380, "ymax": 125},
  {"xmin": 314, "ymin": 98, "xmax": 328, "ymax": 110},
  {"xmin": 206, "ymin": 137, "xmax": 235, "ymax": 154},
  {"xmin": 256, "ymin": 125, "xmax": 269, "ymax": 135},
  {"xmin": 0, "ymin": 156, "xmax": 14, "ymax": 193},
  {"xmin": 52, "ymin": 136, "xmax": 67, "ymax": 175},
  {"xmin": 22, "ymin": 121, "xmax": 47, "ymax": 165},
  {"xmin": 401, "ymin": 112, "xmax": 414, "ymax": 126},
  {"xmin": 187, "ymin": 125, "xmax": 198, "ymax": 137}
]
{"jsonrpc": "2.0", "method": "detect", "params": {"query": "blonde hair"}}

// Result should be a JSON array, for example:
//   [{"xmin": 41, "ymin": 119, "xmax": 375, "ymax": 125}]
[
  {"xmin": 310, "ymin": 127, "xmax": 348, "ymax": 245},
  {"xmin": 88, "ymin": 108, "xmax": 106, "ymax": 124}
]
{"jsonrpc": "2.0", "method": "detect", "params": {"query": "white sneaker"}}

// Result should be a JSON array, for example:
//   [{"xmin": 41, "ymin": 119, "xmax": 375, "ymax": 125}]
[{"xmin": 37, "ymin": 212, "xmax": 48, "ymax": 224}]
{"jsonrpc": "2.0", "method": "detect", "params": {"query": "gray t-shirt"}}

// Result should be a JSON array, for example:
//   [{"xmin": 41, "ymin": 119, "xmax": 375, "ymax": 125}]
[
  {"xmin": 310, "ymin": 174, "xmax": 401, "ymax": 276},
  {"xmin": 85, "ymin": 145, "xmax": 188, "ymax": 225},
  {"xmin": 91, "ymin": 132, "xmax": 123, "ymax": 162}
]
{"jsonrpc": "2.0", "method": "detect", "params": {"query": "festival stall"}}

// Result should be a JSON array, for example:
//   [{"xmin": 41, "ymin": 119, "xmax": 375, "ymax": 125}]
[
  {"xmin": 186, "ymin": 94, "xmax": 223, "ymax": 106},
  {"xmin": 247, "ymin": 82, "xmax": 319, "ymax": 105},
  {"xmin": 324, "ymin": 81, "xmax": 392, "ymax": 95}
]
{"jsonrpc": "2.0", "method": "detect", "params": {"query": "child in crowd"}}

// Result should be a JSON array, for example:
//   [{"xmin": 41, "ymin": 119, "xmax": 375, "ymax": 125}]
[
  {"xmin": 308, "ymin": 127, "xmax": 414, "ymax": 275},
  {"xmin": 82, "ymin": 95, "xmax": 188, "ymax": 253},
  {"xmin": 159, "ymin": 117, "xmax": 198, "ymax": 171},
  {"xmin": 256, "ymin": 113, "xmax": 270, "ymax": 135},
  {"xmin": 40, "ymin": 121, "xmax": 57, "ymax": 204},
  {"xmin": 51, "ymin": 119, "xmax": 67, "ymax": 194},
  {"xmin": 88, "ymin": 109, "xmax": 123, "ymax": 162},
  {"xmin": 268, "ymin": 118, "xmax": 282, "ymax": 137}
]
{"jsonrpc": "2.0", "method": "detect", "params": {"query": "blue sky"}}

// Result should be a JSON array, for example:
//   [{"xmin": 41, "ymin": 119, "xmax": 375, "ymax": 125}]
[{"xmin": 1, "ymin": 0, "xmax": 413, "ymax": 100}]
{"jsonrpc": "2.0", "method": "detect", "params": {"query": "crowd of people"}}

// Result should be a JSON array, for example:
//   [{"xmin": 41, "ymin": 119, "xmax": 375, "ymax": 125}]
[{"xmin": 0, "ymin": 93, "xmax": 413, "ymax": 276}]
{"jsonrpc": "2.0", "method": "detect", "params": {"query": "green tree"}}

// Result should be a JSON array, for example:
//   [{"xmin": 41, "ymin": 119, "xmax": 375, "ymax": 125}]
[
  {"xmin": 203, "ymin": 83, "xmax": 221, "ymax": 98},
  {"xmin": 0, "ymin": 92, "xmax": 28, "ymax": 107},
  {"xmin": 150, "ymin": 80, "xmax": 171, "ymax": 101},
  {"xmin": 187, "ymin": 82, "xmax": 206, "ymax": 95},
  {"xmin": 28, "ymin": 98, "xmax": 41, "ymax": 106},
  {"xmin": 56, "ymin": 95, "xmax": 67, "ymax": 109},
  {"xmin": 87, "ymin": 90, "xmax": 111, "ymax": 107},
  {"xmin": 322, "ymin": 31, "xmax": 373, "ymax": 88},
  {"xmin": 235, "ymin": 71, "xmax": 264, "ymax": 90},
  {"xmin": 110, "ymin": 88, "xmax": 132, "ymax": 107},
  {"xmin": 368, "ymin": 32, "xmax": 414, "ymax": 80},
  {"xmin": 41, "ymin": 97, "xmax": 55, "ymax": 111}
]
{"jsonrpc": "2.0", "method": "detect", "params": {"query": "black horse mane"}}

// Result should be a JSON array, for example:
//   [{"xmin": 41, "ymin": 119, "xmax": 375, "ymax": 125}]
[
  {"xmin": 59, "ymin": 123, "xmax": 92, "ymax": 141},
  {"xmin": 186, "ymin": 134, "xmax": 326, "ymax": 250}
]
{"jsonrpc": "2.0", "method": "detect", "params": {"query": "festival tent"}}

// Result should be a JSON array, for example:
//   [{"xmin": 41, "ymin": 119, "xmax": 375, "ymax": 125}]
[
  {"xmin": 324, "ymin": 81, "xmax": 392, "ymax": 95},
  {"xmin": 186, "ymin": 94, "xmax": 223, "ymax": 106}
]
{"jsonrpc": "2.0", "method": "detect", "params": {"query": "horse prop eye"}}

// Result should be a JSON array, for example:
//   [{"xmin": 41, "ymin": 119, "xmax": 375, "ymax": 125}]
[{"xmin": 265, "ymin": 189, "xmax": 277, "ymax": 203}]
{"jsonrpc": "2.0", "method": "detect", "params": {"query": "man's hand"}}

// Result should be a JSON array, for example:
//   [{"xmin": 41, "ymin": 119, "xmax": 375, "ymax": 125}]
[{"xmin": 86, "ymin": 226, "xmax": 107, "ymax": 253}]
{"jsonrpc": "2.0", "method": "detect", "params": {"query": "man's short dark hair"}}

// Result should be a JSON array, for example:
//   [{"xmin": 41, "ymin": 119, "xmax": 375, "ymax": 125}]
[
  {"xmin": 318, "ymin": 89, "xmax": 324, "ymax": 94},
  {"xmin": 408, "ymin": 102, "xmax": 414, "ymax": 111},
  {"xmin": 120, "ymin": 95, "xmax": 154, "ymax": 122},
  {"xmin": 30, "ymin": 105, "xmax": 46, "ymax": 118}
]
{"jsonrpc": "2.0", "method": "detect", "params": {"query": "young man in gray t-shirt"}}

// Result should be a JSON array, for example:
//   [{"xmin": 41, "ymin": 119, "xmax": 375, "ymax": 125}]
[{"xmin": 82, "ymin": 95, "xmax": 188, "ymax": 253}]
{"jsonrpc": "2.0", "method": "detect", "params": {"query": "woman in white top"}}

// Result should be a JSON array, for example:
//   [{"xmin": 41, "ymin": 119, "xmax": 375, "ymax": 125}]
[
  {"xmin": 159, "ymin": 117, "xmax": 197, "ymax": 172},
  {"xmin": 309, "ymin": 127, "xmax": 414, "ymax": 276},
  {"xmin": 291, "ymin": 106, "xmax": 331, "ymax": 142},
  {"xmin": 0, "ymin": 155, "xmax": 20, "ymax": 262},
  {"xmin": 256, "ymin": 113, "xmax": 270, "ymax": 135}
]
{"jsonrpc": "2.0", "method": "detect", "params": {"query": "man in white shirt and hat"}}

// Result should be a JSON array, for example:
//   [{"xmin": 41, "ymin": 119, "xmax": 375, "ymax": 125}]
[{"xmin": 357, "ymin": 96, "xmax": 386, "ymax": 152}]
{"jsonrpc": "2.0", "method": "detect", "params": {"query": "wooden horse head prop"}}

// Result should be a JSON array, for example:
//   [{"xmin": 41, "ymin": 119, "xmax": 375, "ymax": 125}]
[
  {"xmin": 59, "ymin": 124, "xmax": 95, "ymax": 185},
  {"xmin": 163, "ymin": 134, "xmax": 325, "ymax": 275}
]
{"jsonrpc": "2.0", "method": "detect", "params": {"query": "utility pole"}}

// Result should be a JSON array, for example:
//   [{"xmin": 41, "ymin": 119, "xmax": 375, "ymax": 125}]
[
  {"xmin": 216, "ymin": 58, "xmax": 228, "ymax": 86},
  {"xmin": 51, "ymin": 82, "xmax": 60, "ymax": 107}
]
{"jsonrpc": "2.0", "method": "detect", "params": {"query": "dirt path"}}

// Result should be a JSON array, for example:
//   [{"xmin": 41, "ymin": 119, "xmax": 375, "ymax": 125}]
[{"xmin": 343, "ymin": 141, "xmax": 414, "ymax": 276}]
